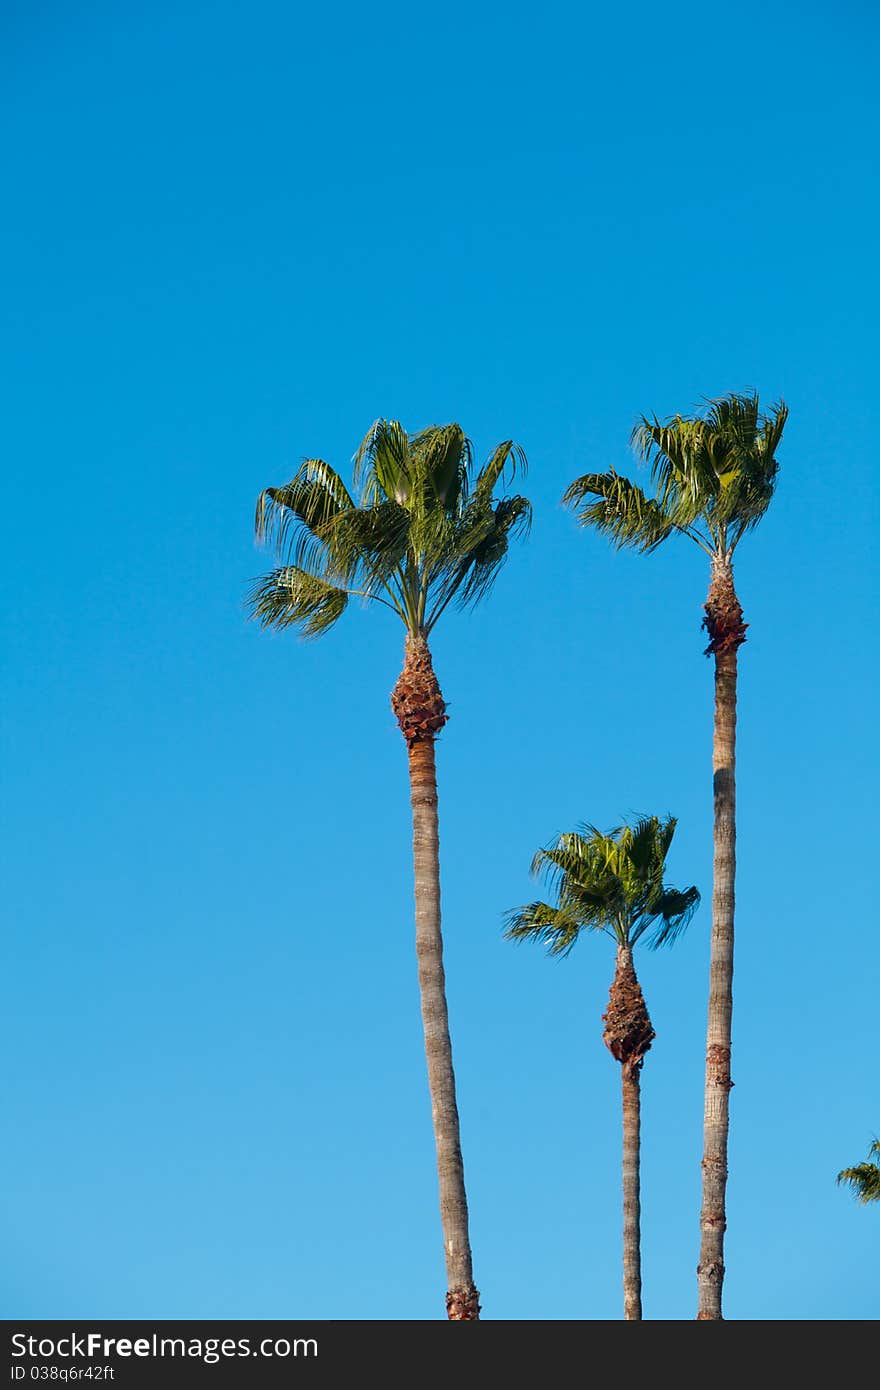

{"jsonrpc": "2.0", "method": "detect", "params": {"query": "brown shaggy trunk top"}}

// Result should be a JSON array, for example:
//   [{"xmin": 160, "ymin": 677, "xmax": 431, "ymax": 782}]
[
  {"xmin": 603, "ymin": 943, "xmax": 655, "ymax": 1071},
  {"xmin": 392, "ymin": 633, "xmax": 479, "ymax": 1322},
  {"xmin": 391, "ymin": 633, "xmax": 448, "ymax": 744},
  {"xmin": 697, "ymin": 554, "xmax": 745, "ymax": 1321},
  {"xmin": 702, "ymin": 553, "xmax": 747, "ymax": 657},
  {"xmin": 603, "ymin": 942, "xmax": 654, "ymax": 1321}
]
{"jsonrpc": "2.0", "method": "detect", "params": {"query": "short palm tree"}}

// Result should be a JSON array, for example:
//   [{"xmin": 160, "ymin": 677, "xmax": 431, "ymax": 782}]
[
  {"xmin": 506, "ymin": 815, "xmax": 699, "ymax": 1320},
  {"xmin": 838, "ymin": 1140, "xmax": 880, "ymax": 1204},
  {"xmin": 563, "ymin": 392, "xmax": 787, "ymax": 1319},
  {"xmin": 248, "ymin": 419, "xmax": 530, "ymax": 1319}
]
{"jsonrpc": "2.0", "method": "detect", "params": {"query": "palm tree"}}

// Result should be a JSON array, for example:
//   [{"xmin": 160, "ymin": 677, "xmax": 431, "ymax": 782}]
[
  {"xmin": 838, "ymin": 1140, "xmax": 880, "ymax": 1204},
  {"xmin": 506, "ymin": 815, "xmax": 699, "ymax": 1320},
  {"xmin": 247, "ymin": 419, "xmax": 530, "ymax": 1319},
  {"xmin": 563, "ymin": 392, "xmax": 788, "ymax": 1319}
]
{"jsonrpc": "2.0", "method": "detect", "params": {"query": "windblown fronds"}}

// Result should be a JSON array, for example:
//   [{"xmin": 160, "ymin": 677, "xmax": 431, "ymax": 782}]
[
  {"xmin": 506, "ymin": 815, "xmax": 699, "ymax": 954},
  {"xmin": 565, "ymin": 392, "xmax": 788, "ymax": 559},
  {"xmin": 248, "ymin": 421, "xmax": 530, "ymax": 638}
]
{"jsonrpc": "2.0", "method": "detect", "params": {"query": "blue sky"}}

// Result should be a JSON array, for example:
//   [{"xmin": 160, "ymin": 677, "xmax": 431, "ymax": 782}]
[{"xmin": 2, "ymin": 0, "xmax": 876, "ymax": 1320}]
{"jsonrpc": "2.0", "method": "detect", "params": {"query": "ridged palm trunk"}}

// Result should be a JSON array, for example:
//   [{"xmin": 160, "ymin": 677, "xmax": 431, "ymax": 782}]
[
  {"xmin": 697, "ymin": 555, "xmax": 746, "ymax": 1320},
  {"xmin": 603, "ymin": 942, "xmax": 655, "ymax": 1321},
  {"xmin": 392, "ymin": 633, "xmax": 480, "ymax": 1321}
]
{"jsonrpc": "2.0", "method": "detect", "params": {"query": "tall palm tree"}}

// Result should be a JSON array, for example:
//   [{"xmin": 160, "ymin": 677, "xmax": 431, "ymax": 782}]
[
  {"xmin": 506, "ymin": 815, "xmax": 699, "ymax": 1320},
  {"xmin": 247, "ymin": 419, "xmax": 530, "ymax": 1320},
  {"xmin": 838, "ymin": 1140, "xmax": 880, "ymax": 1204},
  {"xmin": 563, "ymin": 392, "xmax": 788, "ymax": 1319}
]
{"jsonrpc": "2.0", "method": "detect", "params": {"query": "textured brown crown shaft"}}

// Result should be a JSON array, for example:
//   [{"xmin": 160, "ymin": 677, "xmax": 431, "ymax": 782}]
[
  {"xmin": 702, "ymin": 554, "xmax": 747, "ymax": 656},
  {"xmin": 602, "ymin": 945, "xmax": 655, "ymax": 1076},
  {"xmin": 391, "ymin": 633, "xmax": 448, "ymax": 747},
  {"xmin": 446, "ymin": 1285, "xmax": 481, "ymax": 1320}
]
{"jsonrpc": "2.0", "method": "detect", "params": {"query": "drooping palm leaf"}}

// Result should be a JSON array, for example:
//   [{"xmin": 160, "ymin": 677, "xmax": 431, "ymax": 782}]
[
  {"xmin": 433, "ymin": 493, "xmax": 532, "ymax": 621},
  {"xmin": 476, "ymin": 440, "xmax": 528, "ymax": 499},
  {"xmin": 354, "ymin": 419, "xmax": 414, "ymax": 506},
  {"xmin": 246, "ymin": 566, "xmax": 349, "ymax": 638},
  {"xmin": 837, "ymin": 1140, "xmax": 880, "ymax": 1204},
  {"xmin": 503, "ymin": 898, "xmax": 586, "ymax": 957},
  {"xmin": 562, "ymin": 470, "xmax": 679, "ymax": 553}
]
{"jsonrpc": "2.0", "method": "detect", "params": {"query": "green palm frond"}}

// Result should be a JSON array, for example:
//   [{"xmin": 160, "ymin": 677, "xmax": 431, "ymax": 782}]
[
  {"xmin": 249, "ymin": 419, "xmax": 530, "ymax": 641},
  {"xmin": 720, "ymin": 395, "xmax": 788, "ymax": 545},
  {"xmin": 503, "ymin": 899, "xmax": 586, "ymax": 957},
  {"xmin": 508, "ymin": 815, "xmax": 699, "ymax": 955},
  {"xmin": 837, "ymin": 1140, "xmax": 880, "ymax": 1204},
  {"xmin": 429, "ymin": 493, "xmax": 532, "ymax": 623},
  {"xmin": 462, "ymin": 494, "xmax": 533, "ymax": 602},
  {"xmin": 410, "ymin": 423, "xmax": 473, "ymax": 511},
  {"xmin": 532, "ymin": 830, "xmax": 623, "ymax": 919},
  {"xmin": 255, "ymin": 459, "xmax": 354, "ymax": 558},
  {"xmin": 326, "ymin": 501, "xmax": 412, "ymax": 588},
  {"xmin": 648, "ymin": 885, "xmax": 701, "ymax": 948},
  {"xmin": 632, "ymin": 416, "xmax": 723, "ymax": 536},
  {"xmin": 562, "ymin": 471, "xmax": 677, "ymax": 553},
  {"xmin": 625, "ymin": 813, "xmax": 672, "ymax": 874},
  {"xmin": 246, "ymin": 566, "xmax": 349, "ymax": 638},
  {"xmin": 566, "ymin": 392, "xmax": 788, "ymax": 560},
  {"xmin": 476, "ymin": 440, "xmax": 528, "ymax": 498},
  {"xmin": 354, "ymin": 419, "xmax": 413, "ymax": 505}
]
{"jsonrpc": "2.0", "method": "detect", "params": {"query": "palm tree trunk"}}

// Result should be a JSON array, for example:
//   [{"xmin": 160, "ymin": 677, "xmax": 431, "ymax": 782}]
[
  {"xmin": 621, "ymin": 1060, "xmax": 642, "ymax": 1320},
  {"xmin": 603, "ymin": 941, "xmax": 653, "ymax": 1321},
  {"xmin": 697, "ymin": 555, "xmax": 746, "ymax": 1320},
  {"xmin": 392, "ymin": 634, "xmax": 479, "ymax": 1321}
]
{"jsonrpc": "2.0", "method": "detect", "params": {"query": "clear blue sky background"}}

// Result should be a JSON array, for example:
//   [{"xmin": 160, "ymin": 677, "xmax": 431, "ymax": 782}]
[{"xmin": 2, "ymin": 0, "xmax": 877, "ymax": 1321}]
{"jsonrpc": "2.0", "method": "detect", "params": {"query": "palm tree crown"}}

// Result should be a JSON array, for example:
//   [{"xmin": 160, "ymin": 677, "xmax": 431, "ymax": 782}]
[
  {"xmin": 506, "ymin": 816, "xmax": 700, "ymax": 956},
  {"xmin": 563, "ymin": 391, "xmax": 788, "ymax": 563},
  {"xmin": 248, "ymin": 419, "xmax": 530, "ymax": 639},
  {"xmin": 838, "ymin": 1140, "xmax": 880, "ymax": 1204}
]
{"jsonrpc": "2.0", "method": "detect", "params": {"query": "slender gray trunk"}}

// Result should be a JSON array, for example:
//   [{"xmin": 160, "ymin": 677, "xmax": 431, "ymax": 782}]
[
  {"xmin": 394, "ymin": 635, "xmax": 479, "ymax": 1320},
  {"xmin": 621, "ymin": 1056, "xmax": 642, "ymax": 1320},
  {"xmin": 697, "ymin": 555, "xmax": 742, "ymax": 1319}
]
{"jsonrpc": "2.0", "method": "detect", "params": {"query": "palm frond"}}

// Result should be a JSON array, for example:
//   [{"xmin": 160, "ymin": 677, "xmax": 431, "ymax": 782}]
[
  {"xmin": 837, "ymin": 1163, "xmax": 880, "ymax": 1204},
  {"xmin": 255, "ymin": 459, "xmax": 354, "ymax": 559},
  {"xmin": 409, "ymin": 423, "xmax": 472, "ymax": 511},
  {"xmin": 354, "ymin": 419, "xmax": 413, "ymax": 505},
  {"xmin": 246, "ymin": 566, "xmax": 348, "ymax": 638},
  {"xmin": 724, "ymin": 395, "xmax": 788, "ymax": 547},
  {"xmin": 423, "ymin": 491, "xmax": 531, "ymax": 631},
  {"xmin": 476, "ymin": 440, "xmax": 528, "ymax": 498},
  {"xmin": 631, "ymin": 416, "xmax": 720, "ymax": 530},
  {"xmin": 625, "ymin": 814, "xmax": 672, "ymax": 876},
  {"xmin": 562, "ymin": 470, "xmax": 676, "ymax": 552},
  {"xmin": 326, "ymin": 501, "xmax": 412, "ymax": 589},
  {"xmin": 837, "ymin": 1140, "xmax": 880, "ymax": 1203},
  {"xmin": 503, "ymin": 899, "xmax": 585, "ymax": 957},
  {"xmin": 534, "ymin": 833, "xmax": 620, "ymax": 909},
  {"xmin": 646, "ymin": 885, "xmax": 701, "ymax": 948},
  {"xmin": 453, "ymin": 494, "xmax": 532, "ymax": 610}
]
